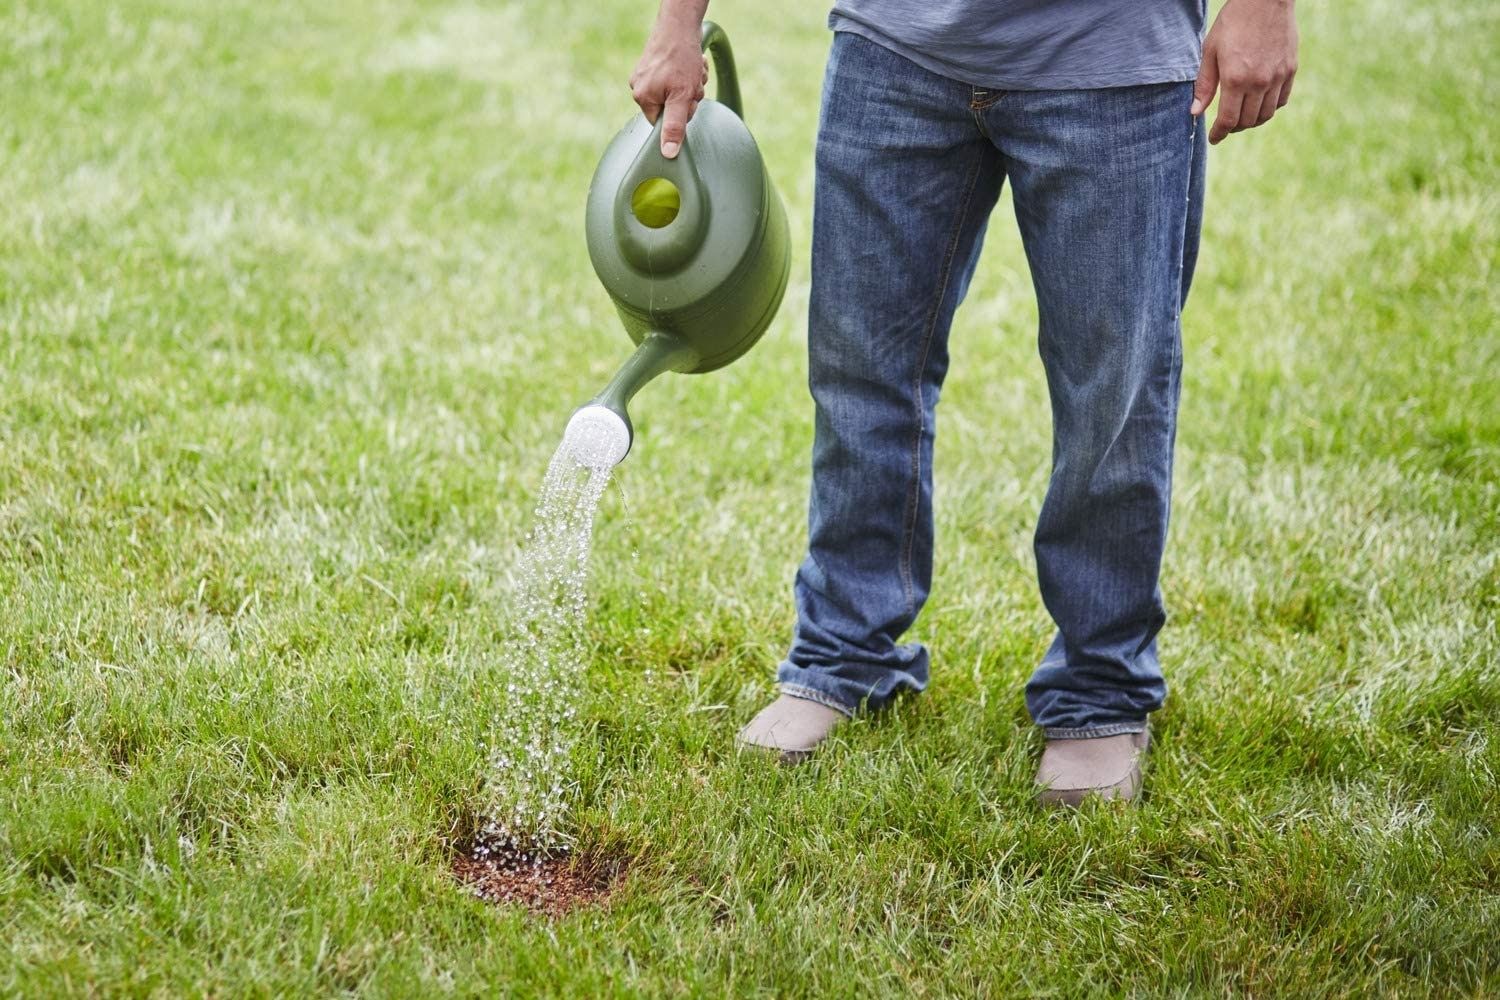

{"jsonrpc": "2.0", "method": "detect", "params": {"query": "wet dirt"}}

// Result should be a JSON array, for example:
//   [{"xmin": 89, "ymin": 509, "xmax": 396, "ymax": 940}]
[{"xmin": 451, "ymin": 841, "xmax": 630, "ymax": 919}]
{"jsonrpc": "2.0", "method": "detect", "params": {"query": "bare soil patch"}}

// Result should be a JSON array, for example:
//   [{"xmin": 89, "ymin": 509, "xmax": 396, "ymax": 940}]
[{"xmin": 451, "ymin": 840, "xmax": 630, "ymax": 918}]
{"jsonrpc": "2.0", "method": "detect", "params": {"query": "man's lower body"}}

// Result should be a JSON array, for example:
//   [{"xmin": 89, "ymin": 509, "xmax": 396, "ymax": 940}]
[{"xmin": 739, "ymin": 33, "xmax": 1207, "ymax": 800}]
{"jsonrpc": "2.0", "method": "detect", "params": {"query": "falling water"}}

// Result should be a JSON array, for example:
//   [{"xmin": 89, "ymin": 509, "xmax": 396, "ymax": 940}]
[{"xmin": 473, "ymin": 435, "xmax": 613, "ymax": 866}]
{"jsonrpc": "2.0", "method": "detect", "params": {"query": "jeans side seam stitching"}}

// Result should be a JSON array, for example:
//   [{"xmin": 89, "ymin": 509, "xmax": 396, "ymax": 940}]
[
  {"xmin": 1159, "ymin": 113, "xmax": 1197, "ymax": 617},
  {"xmin": 900, "ymin": 153, "xmax": 984, "ymax": 617}
]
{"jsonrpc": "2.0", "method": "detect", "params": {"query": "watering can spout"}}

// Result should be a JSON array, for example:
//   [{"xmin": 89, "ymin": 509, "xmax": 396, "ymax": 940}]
[{"xmin": 564, "ymin": 332, "xmax": 699, "ymax": 468}]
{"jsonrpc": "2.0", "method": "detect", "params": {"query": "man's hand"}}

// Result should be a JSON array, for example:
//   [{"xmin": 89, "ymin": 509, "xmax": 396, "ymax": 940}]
[
  {"xmin": 1192, "ymin": 0, "xmax": 1299, "ymax": 144},
  {"xmin": 629, "ymin": 1, "xmax": 711, "ymax": 159}
]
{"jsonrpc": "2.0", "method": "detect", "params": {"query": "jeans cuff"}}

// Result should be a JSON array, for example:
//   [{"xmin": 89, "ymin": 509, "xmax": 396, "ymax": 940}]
[
  {"xmin": 778, "ymin": 682, "xmax": 858, "ymax": 718},
  {"xmin": 1042, "ymin": 721, "xmax": 1148, "ymax": 740}
]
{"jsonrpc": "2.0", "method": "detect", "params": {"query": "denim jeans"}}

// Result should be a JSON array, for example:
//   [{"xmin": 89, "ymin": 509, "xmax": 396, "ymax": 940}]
[{"xmin": 777, "ymin": 32, "xmax": 1208, "ymax": 739}]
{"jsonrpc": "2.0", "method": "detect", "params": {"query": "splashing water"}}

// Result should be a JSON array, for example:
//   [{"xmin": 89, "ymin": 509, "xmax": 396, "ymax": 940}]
[{"xmin": 473, "ymin": 434, "xmax": 613, "ymax": 865}]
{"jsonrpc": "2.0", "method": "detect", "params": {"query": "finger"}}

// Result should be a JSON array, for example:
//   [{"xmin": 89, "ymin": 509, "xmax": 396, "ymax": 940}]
[
  {"xmin": 637, "ymin": 98, "xmax": 663, "ymax": 124},
  {"xmin": 660, "ymin": 96, "xmax": 690, "ymax": 157},
  {"xmin": 1229, "ymin": 87, "xmax": 1269, "ymax": 132},
  {"xmin": 1190, "ymin": 45, "xmax": 1219, "ymax": 117},
  {"xmin": 702, "ymin": 54, "xmax": 709, "ymax": 86},
  {"xmin": 1252, "ymin": 87, "xmax": 1280, "ymax": 127},
  {"xmin": 1209, "ymin": 88, "xmax": 1244, "ymax": 143},
  {"xmin": 1276, "ymin": 70, "xmax": 1296, "ymax": 109}
]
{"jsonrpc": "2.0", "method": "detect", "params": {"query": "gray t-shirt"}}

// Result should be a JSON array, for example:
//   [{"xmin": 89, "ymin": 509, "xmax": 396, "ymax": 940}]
[{"xmin": 828, "ymin": 1, "xmax": 1207, "ymax": 90}]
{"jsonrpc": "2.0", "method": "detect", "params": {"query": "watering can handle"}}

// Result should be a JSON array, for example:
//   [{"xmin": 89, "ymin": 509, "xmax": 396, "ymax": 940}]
[{"xmin": 700, "ymin": 21, "xmax": 743, "ymax": 119}]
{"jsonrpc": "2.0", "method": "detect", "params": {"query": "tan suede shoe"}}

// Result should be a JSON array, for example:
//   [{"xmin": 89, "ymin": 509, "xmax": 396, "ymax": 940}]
[
  {"xmin": 1035, "ymin": 729, "xmax": 1150, "ymax": 807},
  {"xmin": 734, "ymin": 694, "xmax": 847, "ymax": 763}
]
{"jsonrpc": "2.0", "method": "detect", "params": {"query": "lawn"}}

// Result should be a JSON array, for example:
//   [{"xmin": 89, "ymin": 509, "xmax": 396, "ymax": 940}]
[{"xmin": 2, "ymin": 0, "xmax": 1496, "ymax": 994}]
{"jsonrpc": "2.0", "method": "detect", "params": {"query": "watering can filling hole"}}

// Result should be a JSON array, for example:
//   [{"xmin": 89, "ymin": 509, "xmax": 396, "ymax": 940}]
[{"xmin": 630, "ymin": 178, "xmax": 680, "ymax": 228}]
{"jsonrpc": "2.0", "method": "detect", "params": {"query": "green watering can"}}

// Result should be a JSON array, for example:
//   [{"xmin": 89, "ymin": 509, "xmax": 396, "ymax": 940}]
[{"xmin": 564, "ymin": 21, "xmax": 791, "ymax": 468}]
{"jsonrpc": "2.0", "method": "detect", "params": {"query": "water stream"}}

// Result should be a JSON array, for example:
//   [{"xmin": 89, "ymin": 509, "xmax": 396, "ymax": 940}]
[{"xmin": 473, "ymin": 436, "xmax": 613, "ymax": 866}]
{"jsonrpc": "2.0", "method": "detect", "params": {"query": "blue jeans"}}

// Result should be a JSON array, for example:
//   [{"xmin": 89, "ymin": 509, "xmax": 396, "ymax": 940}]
[{"xmin": 777, "ymin": 33, "xmax": 1208, "ymax": 739}]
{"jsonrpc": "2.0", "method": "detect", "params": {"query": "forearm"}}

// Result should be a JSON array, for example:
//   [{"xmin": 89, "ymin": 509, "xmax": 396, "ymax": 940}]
[
  {"xmin": 654, "ymin": 0, "xmax": 708, "ymax": 31},
  {"xmin": 1216, "ymin": 0, "xmax": 1293, "ymax": 12}
]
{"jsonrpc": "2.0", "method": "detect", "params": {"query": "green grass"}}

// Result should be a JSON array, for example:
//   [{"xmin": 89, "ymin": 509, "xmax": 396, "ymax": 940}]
[{"xmin": 2, "ymin": 0, "xmax": 1496, "ymax": 994}]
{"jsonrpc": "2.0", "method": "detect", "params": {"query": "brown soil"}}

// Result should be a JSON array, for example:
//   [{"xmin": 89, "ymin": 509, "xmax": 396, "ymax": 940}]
[{"xmin": 451, "ymin": 842, "xmax": 629, "ymax": 919}]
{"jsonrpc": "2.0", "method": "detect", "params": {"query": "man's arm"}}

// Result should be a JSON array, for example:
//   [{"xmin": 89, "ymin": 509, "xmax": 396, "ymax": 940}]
[
  {"xmin": 1192, "ymin": 0, "xmax": 1299, "ymax": 144},
  {"xmin": 629, "ymin": 0, "xmax": 711, "ymax": 159}
]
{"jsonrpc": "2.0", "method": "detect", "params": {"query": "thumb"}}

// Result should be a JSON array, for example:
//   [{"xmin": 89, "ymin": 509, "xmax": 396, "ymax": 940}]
[
  {"xmin": 660, "ymin": 95, "xmax": 690, "ymax": 158},
  {"xmin": 1191, "ymin": 41, "xmax": 1219, "ymax": 117}
]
